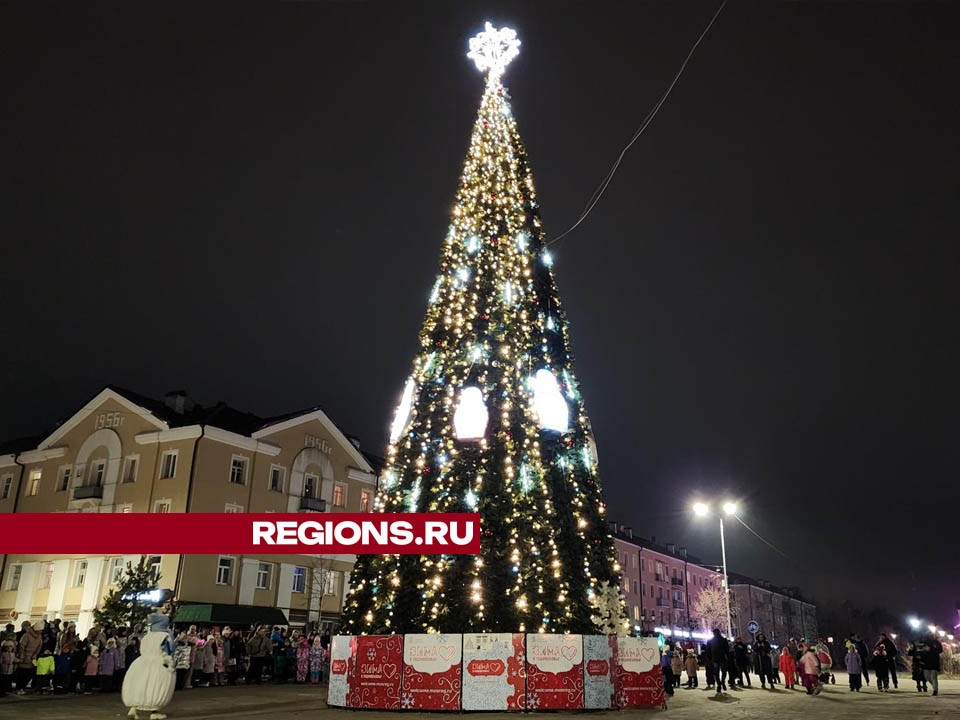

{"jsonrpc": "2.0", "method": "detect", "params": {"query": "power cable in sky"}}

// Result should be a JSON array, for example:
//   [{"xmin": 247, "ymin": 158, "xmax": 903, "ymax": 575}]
[{"xmin": 548, "ymin": 0, "xmax": 728, "ymax": 248}]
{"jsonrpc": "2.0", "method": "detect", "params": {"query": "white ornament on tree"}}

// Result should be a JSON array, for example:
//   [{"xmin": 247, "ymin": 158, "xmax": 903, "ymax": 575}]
[
  {"xmin": 454, "ymin": 386, "xmax": 489, "ymax": 440},
  {"xmin": 530, "ymin": 368, "xmax": 569, "ymax": 432}
]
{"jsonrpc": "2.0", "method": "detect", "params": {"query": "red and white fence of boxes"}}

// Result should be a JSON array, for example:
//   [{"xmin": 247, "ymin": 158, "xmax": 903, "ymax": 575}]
[{"xmin": 327, "ymin": 633, "xmax": 666, "ymax": 711}]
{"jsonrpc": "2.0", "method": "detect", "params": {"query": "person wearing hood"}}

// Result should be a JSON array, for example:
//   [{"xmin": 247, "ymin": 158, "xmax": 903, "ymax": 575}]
[
  {"xmin": 16, "ymin": 621, "xmax": 43, "ymax": 693},
  {"xmin": 845, "ymin": 645, "xmax": 862, "ymax": 691},
  {"xmin": 100, "ymin": 638, "xmax": 121, "ymax": 692},
  {"xmin": 308, "ymin": 636, "xmax": 325, "ymax": 684},
  {"xmin": 1, "ymin": 631, "xmax": 17, "ymax": 696},
  {"xmin": 872, "ymin": 642, "xmax": 890, "ymax": 692}
]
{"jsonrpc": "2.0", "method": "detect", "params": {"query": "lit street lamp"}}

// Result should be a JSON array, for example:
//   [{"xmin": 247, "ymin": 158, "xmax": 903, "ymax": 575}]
[
  {"xmin": 908, "ymin": 617, "xmax": 921, "ymax": 630},
  {"xmin": 692, "ymin": 500, "xmax": 738, "ymax": 639}
]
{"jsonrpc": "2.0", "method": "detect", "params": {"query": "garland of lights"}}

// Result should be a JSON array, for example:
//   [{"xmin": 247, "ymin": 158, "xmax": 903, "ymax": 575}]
[{"xmin": 342, "ymin": 24, "xmax": 625, "ymax": 636}]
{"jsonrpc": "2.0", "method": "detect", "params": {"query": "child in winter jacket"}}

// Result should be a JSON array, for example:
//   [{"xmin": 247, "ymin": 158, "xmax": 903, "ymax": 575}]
[
  {"xmin": 684, "ymin": 650, "xmax": 699, "ymax": 688},
  {"xmin": 174, "ymin": 636, "xmax": 192, "ymax": 690},
  {"xmin": 83, "ymin": 646, "xmax": 99, "ymax": 693},
  {"xmin": 33, "ymin": 649, "xmax": 55, "ymax": 692},
  {"xmin": 872, "ymin": 644, "xmax": 890, "ymax": 692},
  {"xmin": 798, "ymin": 648, "xmax": 821, "ymax": 695},
  {"xmin": 0, "ymin": 633, "xmax": 16, "ymax": 696},
  {"xmin": 99, "ymin": 638, "xmax": 120, "ymax": 692},
  {"xmin": 779, "ymin": 646, "xmax": 796, "ymax": 689},
  {"xmin": 845, "ymin": 647, "xmax": 862, "ymax": 691},
  {"xmin": 308, "ymin": 637, "xmax": 324, "ymax": 684}
]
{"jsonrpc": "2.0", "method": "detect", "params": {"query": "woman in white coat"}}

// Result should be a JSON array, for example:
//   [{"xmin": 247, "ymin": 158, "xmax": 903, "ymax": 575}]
[{"xmin": 122, "ymin": 613, "xmax": 176, "ymax": 720}]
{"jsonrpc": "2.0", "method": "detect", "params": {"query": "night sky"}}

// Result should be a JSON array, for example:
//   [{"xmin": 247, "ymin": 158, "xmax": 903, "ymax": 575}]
[{"xmin": 3, "ymin": 2, "xmax": 958, "ymax": 628}]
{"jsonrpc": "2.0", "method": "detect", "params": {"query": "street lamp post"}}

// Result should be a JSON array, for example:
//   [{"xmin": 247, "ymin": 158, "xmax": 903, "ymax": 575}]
[{"xmin": 694, "ymin": 500, "xmax": 738, "ymax": 639}]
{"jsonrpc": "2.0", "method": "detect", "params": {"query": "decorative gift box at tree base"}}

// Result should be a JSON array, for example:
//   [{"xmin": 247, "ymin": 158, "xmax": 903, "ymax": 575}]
[{"xmin": 327, "ymin": 634, "xmax": 665, "ymax": 711}]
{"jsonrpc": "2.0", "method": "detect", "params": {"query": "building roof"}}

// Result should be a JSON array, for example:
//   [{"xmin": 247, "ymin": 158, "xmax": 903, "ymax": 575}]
[
  {"xmin": 727, "ymin": 571, "xmax": 813, "ymax": 603},
  {"xmin": 5, "ymin": 385, "xmax": 377, "ymax": 467},
  {"xmin": 610, "ymin": 523, "xmax": 708, "ymax": 566}
]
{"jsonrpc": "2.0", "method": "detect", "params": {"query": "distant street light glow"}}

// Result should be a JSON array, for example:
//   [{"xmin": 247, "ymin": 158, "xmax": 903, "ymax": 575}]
[
  {"xmin": 693, "ymin": 502, "xmax": 709, "ymax": 517},
  {"xmin": 722, "ymin": 501, "xmax": 738, "ymax": 516},
  {"xmin": 908, "ymin": 617, "xmax": 921, "ymax": 630}
]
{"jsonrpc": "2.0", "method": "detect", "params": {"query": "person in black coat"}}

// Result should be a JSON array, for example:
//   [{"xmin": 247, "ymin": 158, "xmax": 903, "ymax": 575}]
[
  {"xmin": 850, "ymin": 633, "xmax": 870, "ymax": 685},
  {"xmin": 754, "ymin": 634, "xmax": 774, "ymax": 688},
  {"xmin": 919, "ymin": 635, "xmax": 943, "ymax": 696},
  {"xmin": 708, "ymin": 629, "xmax": 730, "ymax": 695},
  {"xmin": 732, "ymin": 639, "xmax": 752, "ymax": 687},
  {"xmin": 877, "ymin": 633, "xmax": 898, "ymax": 689}
]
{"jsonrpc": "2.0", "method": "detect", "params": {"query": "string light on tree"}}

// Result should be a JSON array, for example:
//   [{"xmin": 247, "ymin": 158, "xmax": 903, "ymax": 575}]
[{"xmin": 342, "ymin": 23, "xmax": 622, "ymax": 634}]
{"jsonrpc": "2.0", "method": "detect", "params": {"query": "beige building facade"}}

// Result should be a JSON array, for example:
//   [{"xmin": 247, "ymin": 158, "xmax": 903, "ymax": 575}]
[{"xmin": 0, "ymin": 387, "xmax": 380, "ymax": 634}]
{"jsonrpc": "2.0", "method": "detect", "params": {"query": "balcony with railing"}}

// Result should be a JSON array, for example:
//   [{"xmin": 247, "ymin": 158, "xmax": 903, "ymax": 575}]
[
  {"xmin": 673, "ymin": 600, "xmax": 685, "ymax": 609},
  {"xmin": 655, "ymin": 598, "xmax": 670, "ymax": 607},
  {"xmin": 671, "ymin": 576, "xmax": 683, "ymax": 586},
  {"xmin": 73, "ymin": 485, "xmax": 103, "ymax": 500},
  {"xmin": 299, "ymin": 497, "xmax": 327, "ymax": 512},
  {"xmin": 654, "ymin": 574, "xmax": 665, "ymax": 583}
]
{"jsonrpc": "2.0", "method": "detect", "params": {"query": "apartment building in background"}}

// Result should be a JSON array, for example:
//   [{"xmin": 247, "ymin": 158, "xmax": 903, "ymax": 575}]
[
  {"xmin": 0, "ymin": 386, "xmax": 380, "ymax": 633},
  {"xmin": 612, "ymin": 523, "xmax": 722, "ymax": 636},
  {"xmin": 728, "ymin": 572, "xmax": 818, "ymax": 642}
]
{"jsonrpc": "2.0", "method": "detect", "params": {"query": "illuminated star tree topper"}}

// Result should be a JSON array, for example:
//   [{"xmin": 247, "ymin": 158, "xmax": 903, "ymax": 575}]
[{"xmin": 467, "ymin": 22, "xmax": 521, "ymax": 84}]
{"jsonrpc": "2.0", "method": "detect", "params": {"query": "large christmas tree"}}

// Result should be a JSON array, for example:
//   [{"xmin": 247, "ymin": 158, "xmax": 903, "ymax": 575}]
[{"xmin": 343, "ymin": 24, "xmax": 624, "ymax": 635}]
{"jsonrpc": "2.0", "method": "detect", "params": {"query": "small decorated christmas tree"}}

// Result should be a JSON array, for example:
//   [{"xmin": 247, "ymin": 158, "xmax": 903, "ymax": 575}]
[{"xmin": 343, "ymin": 23, "xmax": 624, "ymax": 635}]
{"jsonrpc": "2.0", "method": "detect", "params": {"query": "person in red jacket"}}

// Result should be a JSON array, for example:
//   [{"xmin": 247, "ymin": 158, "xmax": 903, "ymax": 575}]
[{"xmin": 779, "ymin": 646, "xmax": 797, "ymax": 690}]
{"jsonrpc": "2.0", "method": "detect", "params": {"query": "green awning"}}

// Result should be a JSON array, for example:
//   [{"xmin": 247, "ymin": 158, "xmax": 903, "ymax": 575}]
[{"xmin": 173, "ymin": 603, "xmax": 288, "ymax": 627}]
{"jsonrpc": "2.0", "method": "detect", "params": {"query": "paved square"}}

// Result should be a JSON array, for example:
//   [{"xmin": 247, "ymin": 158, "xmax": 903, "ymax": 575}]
[{"xmin": 0, "ymin": 673, "xmax": 957, "ymax": 719}]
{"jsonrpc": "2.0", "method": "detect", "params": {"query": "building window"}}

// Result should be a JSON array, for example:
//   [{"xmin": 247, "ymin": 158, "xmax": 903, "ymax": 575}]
[
  {"xmin": 92, "ymin": 460, "xmax": 106, "ymax": 487},
  {"xmin": 159, "ymin": 451, "xmax": 177, "ymax": 479},
  {"xmin": 148, "ymin": 555, "xmax": 162, "ymax": 581},
  {"xmin": 292, "ymin": 566, "xmax": 306, "ymax": 593},
  {"xmin": 655, "ymin": 561, "xmax": 663, "ymax": 582},
  {"xmin": 303, "ymin": 474, "xmax": 318, "ymax": 498},
  {"xmin": 320, "ymin": 570, "xmax": 340, "ymax": 596},
  {"xmin": 74, "ymin": 560, "xmax": 88, "ymax": 587},
  {"xmin": 256, "ymin": 562, "xmax": 272, "ymax": 590},
  {"xmin": 154, "ymin": 499, "xmax": 172, "ymax": 513},
  {"xmin": 122, "ymin": 456, "xmax": 139, "ymax": 483},
  {"xmin": 116, "ymin": 503, "xmax": 133, "ymax": 513},
  {"xmin": 229, "ymin": 456, "xmax": 247, "ymax": 485},
  {"xmin": 332, "ymin": 483, "xmax": 346, "ymax": 507},
  {"xmin": 216, "ymin": 556, "xmax": 235, "ymax": 585},
  {"xmin": 360, "ymin": 491, "xmax": 371, "ymax": 512},
  {"xmin": 633, "ymin": 580, "xmax": 638, "ymax": 594},
  {"xmin": 0, "ymin": 475, "xmax": 11, "ymax": 500},
  {"xmin": 27, "ymin": 469, "xmax": 41, "ymax": 496},
  {"xmin": 269, "ymin": 465, "xmax": 285, "ymax": 492},
  {"xmin": 110, "ymin": 557, "xmax": 125, "ymax": 584},
  {"xmin": 58, "ymin": 466, "xmax": 71, "ymax": 492},
  {"xmin": 641, "ymin": 558, "xmax": 646, "ymax": 573},
  {"xmin": 224, "ymin": 503, "xmax": 244, "ymax": 513},
  {"xmin": 633, "ymin": 606, "xmax": 640, "ymax": 621},
  {"xmin": 37, "ymin": 562, "xmax": 56, "ymax": 588},
  {"xmin": 8, "ymin": 564, "xmax": 22, "ymax": 590},
  {"xmin": 641, "ymin": 582, "xmax": 646, "ymax": 597}
]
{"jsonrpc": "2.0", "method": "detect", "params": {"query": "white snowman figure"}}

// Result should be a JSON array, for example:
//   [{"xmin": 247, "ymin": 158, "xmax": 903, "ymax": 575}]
[{"xmin": 122, "ymin": 612, "xmax": 176, "ymax": 719}]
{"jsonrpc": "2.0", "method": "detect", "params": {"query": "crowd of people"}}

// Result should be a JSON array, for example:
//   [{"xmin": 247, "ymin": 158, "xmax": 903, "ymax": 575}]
[
  {"xmin": 0, "ymin": 618, "xmax": 332, "ymax": 698},
  {"xmin": 658, "ymin": 628, "xmax": 946, "ymax": 699}
]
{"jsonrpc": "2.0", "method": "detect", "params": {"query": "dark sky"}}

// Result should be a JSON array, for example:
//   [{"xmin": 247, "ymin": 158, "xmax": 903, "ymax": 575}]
[{"xmin": 3, "ymin": 2, "xmax": 958, "ymax": 629}]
